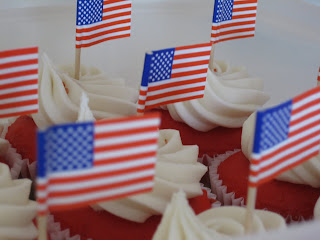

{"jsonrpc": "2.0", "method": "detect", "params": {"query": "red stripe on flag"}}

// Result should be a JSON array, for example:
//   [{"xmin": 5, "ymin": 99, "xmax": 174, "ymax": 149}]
[
  {"xmin": 95, "ymin": 112, "xmax": 160, "ymax": 125},
  {"xmin": 173, "ymin": 51, "xmax": 211, "ymax": 60},
  {"xmin": 49, "ymin": 164, "xmax": 155, "ymax": 184},
  {"xmin": 232, "ymin": 6, "xmax": 257, "ymax": 12},
  {"xmin": 232, "ymin": 13, "xmax": 257, "ymax": 19},
  {"xmin": 146, "ymin": 86, "xmax": 205, "ymax": 101},
  {"xmin": 233, "ymin": 0, "xmax": 257, "ymax": 5},
  {"xmin": 0, "ymin": 59, "xmax": 38, "ymax": 70},
  {"xmin": 95, "ymin": 151, "xmax": 157, "ymax": 166},
  {"xmin": 95, "ymin": 138, "xmax": 158, "ymax": 152},
  {"xmin": 148, "ymin": 78, "xmax": 207, "ymax": 91},
  {"xmin": 292, "ymin": 86, "xmax": 320, "ymax": 104},
  {"xmin": 212, "ymin": 20, "xmax": 256, "ymax": 30},
  {"xmin": 0, "ymin": 79, "xmax": 37, "ymax": 90},
  {"xmin": 102, "ymin": 11, "xmax": 131, "ymax": 21},
  {"xmin": 171, "ymin": 69, "xmax": 208, "ymax": 79},
  {"xmin": 212, "ymin": 27, "xmax": 256, "ymax": 37},
  {"xmin": 0, "ymin": 89, "xmax": 38, "ymax": 100},
  {"xmin": 0, "ymin": 109, "xmax": 38, "ymax": 119},
  {"xmin": 46, "ymin": 187, "xmax": 153, "ymax": 212},
  {"xmin": 0, "ymin": 69, "xmax": 38, "ymax": 80},
  {"xmin": 0, "ymin": 47, "xmax": 38, "ymax": 59},
  {"xmin": 76, "ymin": 19, "xmax": 131, "ymax": 33},
  {"xmin": 172, "ymin": 60, "xmax": 210, "ymax": 69},
  {"xmin": 48, "ymin": 175, "xmax": 154, "ymax": 198},
  {"xmin": 144, "ymin": 95, "xmax": 205, "ymax": 110},
  {"xmin": 95, "ymin": 126, "xmax": 159, "ymax": 139},
  {"xmin": 103, "ymin": 3, "xmax": 131, "ymax": 12},
  {"xmin": 76, "ymin": 34, "xmax": 131, "ymax": 48},
  {"xmin": 0, "ymin": 99, "xmax": 38, "ymax": 110},
  {"xmin": 175, "ymin": 42, "xmax": 212, "ymax": 51},
  {"xmin": 76, "ymin": 26, "xmax": 130, "ymax": 41},
  {"xmin": 103, "ymin": 0, "xmax": 129, "ymax": 5}
]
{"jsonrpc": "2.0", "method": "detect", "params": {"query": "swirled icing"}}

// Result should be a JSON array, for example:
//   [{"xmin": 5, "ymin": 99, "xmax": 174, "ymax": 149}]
[
  {"xmin": 152, "ymin": 191, "xmax": 286, "ymax": 240},
  {"xmin": 241, "ymin": 112, "xmax": 320, "ymax": 188},
  {"xmin": 164, "ymin": 61, "xmax": 270, "ymax": 132},
  {"xmin": 32, "ymin": 54, "xmax": 138, "ymax": 129},
  {"xmin": 93, "ymin": 129, "xmax": 207, "ymax": 222},
  {"xmin": 0, "ymin": 163, "xmax": 37, "ymax": 240}
]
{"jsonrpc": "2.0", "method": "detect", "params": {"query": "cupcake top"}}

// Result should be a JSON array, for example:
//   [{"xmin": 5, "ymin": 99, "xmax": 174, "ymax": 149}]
[
  {"xmin": 242, "ymin": 112, "xmax": 320, "ymax": 188},
  {"xmin": 93, "ymin": 129, "xmax": 207, "ymax": 222},
  {"xmin": 164, "ymin": 61, "xmax": 270, "ymax": 132},
  {"xmin": 0, "ymin": 163, "xmax": 37, "ymax": 240},
  {"xmin": 32, "ymin": 54, "xmax": 138, "ymax": 129},
  {"xmin": 152, "ymin": 191, "xmax": 286, "ymax": 240}
]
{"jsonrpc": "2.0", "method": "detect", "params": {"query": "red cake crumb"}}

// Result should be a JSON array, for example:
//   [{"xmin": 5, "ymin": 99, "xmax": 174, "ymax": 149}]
[
  {"xmin": 52, "ymin": 190, "xmax": 214, "ymax": 240},
  {"xmin": 150, "ymin": 109, "xmax": 242, "ymax": 157},
  {"xmin": 5, "ymin": 115, "xmax": 37, "ymax": 163},
  {"xmin": 218, "ymin": 151, "xmax": 320, "ymax": 221}
]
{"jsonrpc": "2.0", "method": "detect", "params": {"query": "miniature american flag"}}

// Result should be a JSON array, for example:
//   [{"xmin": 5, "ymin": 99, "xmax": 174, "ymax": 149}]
[
  {"xmin": 0, "ymin": 47, "xmax": 38, "ymax": 118},
  {"xmin": 76, "ymin": 0, "xmax": 132, "ymax": 48},
  {"xmin": 317, "ymin": 67, "xmax": 320, "ymax": 85},
  {"xmin": 137, "ymin": 43, "xmax": 212, "ymax": 114},
  {"xmin": 211, "ymin": 0, "xmax": 257, "ymax": 43},
  {"xmin": 249, "ymin": 86, "xmax": 320, "ymax": 187},
  {"xmin": 37, "ymin": 113, "xmax": 161, "ymax": 215}
]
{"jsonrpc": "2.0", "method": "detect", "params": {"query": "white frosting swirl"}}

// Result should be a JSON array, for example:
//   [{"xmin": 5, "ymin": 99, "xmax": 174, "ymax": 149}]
[
  {"xmin": 32, "ymin": 54, "xmax": 138, "ymax": 129},
  {"xmin": 242, "ymin": 112, "xmax": 320, "ymax": 187},
  {"xmin": 0, "ymin": 163, "xmax": 37, "ymax": 240},
  {"xmin": 152, "ymin": 191, "xmax": 286, "ymax": 240},
  {"xmin": 93, "ymin": 129, "xmax": 207, "ymax": 222},
  {"xmin": 165, "ymin": 61, "xmax": 270, "ymax": 132}
]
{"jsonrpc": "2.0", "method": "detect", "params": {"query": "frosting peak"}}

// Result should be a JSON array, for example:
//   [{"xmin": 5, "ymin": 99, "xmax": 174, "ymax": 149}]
[
  {"xmin": 152, "ymin": 191, "xmax": 286, "ymax": 240},
  {"xmin": 165, "ymin": 61, "xmax": 270, "ymax": 132},
  {"xmin": 93, "ymin": 129, "xmax": 207, "ymax": 222},
  {"xmin": 0, "ymin": 163, "xmax": 37, "ymax": 240},
  {"xmin": 32, "ymin": 54, "xmax": 138, "ymax": 129}
]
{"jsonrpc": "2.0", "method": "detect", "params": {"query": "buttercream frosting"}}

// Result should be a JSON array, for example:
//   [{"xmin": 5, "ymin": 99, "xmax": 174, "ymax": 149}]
[
  {"xmin": 164, "ymin": 61, "xmax": 270, "ymax": 132},
  {"xmin": 32, "ymin": 54, "xmax": 138, "ymax": 129},
  {"xmin": 93, "ymin": 129, "xmax": 207, "ymax": 222},
  {"xmin": 242, "ymin": 112, "xmax": 320, "ymax": 188},
  {"xmin": 0, "ymin": 163, "xmax": 38, "ymax": 240},
  {"xmin": 152, "ymin": 191, "xmax": 286, "ymax": 240}
]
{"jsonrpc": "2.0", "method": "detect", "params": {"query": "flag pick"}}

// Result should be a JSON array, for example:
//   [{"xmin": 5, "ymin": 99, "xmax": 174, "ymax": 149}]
[
  {"xmin": 137, "ymin": 42, "xmax": 212, "ymax": 114},
  {"xmin": 74, "ymin": 0, "xmax": 132, "ymax": 79},
  {"xmin": 36, "ymin": 112, "xmax": 161, "ymax": 215},
  {"xmin": 0, "ymin": 46, "xmax": 38, "ymax": 119},
  {"xmin": 245, "ymin": 85, "xmax": 320, "ymax": 232},
  {"xmin": 211, "ymin": 0, "xmax": 258, "ymax": 44}
]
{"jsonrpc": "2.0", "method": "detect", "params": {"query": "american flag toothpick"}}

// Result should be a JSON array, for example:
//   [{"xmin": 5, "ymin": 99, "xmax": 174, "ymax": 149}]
[
  {"xmin": 137, "ymin": 43, "xmax": 212, "ymax": 114},
  {"xmin": 0, "ymin": 47, "xmax": 38, "ymax": 118},
  {"xmin": 37, "ymin": 112, "xmax": 161, "ymax": 215},
  {"xmin": 211, "ymin": 0, "xmax": 257, "ymax": 43}
]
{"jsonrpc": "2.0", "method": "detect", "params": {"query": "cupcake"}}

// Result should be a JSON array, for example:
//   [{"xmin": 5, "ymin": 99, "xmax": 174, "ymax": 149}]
[
  {"xmin": 0, "ymin": 162, "xmax": 37, "ymax": 240},
  {"xmin": 1, "ymin": 53, "xmax": 139, "ymax": 179},
  {"xmin": 152, "ymin": 60, "xmax": 270, "ymax": 157},
  {"xmin": 152, "ymin": 190, "xmax": 286, "ymax": 240},
  {"xmin": 50, "ymin": 129, "xmax": 217, "ymax": 240},
  {"xmin": 209, "ymin": 113, "xmax": 320, "ymax": 222}
]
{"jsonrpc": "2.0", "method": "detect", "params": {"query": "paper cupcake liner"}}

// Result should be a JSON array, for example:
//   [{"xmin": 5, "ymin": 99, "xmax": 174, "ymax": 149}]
[
  {"xmin": 47, "ymin": 214, "xmax": 88, "ymax": 240},
  {"xmin": 0, "ymin": 139, "xmax": 36, "ymax": 180},
  {"xmin": 207, "ymin": 149, "xmax": 245, "ymax": 207},
  {"xmin": 207, "ymin": 149, "xmax": 308, "ymax": 224},
  {"xmin": 200, "ymin": 183, "xmax": 221, "ymax": 208}
]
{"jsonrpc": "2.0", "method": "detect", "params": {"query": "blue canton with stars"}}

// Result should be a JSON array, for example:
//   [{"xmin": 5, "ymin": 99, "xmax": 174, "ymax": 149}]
[
  {"xmin": 141, "ymin": 48, "xmax": 175, "ymax": 87},
  {"xmin": 37, "ymin": 122, "xmax": 94, "ymax": 178},
  {"xmin": 253, "ymin": 100, "xmax": 293, "ymax": 154},
  {"xmin": 213, "ymin": 0, "xmax": 234, "ymax": 23},
  {"xmin": 76, "ymin": 0, "xmax": 103, "ymax": 26}
]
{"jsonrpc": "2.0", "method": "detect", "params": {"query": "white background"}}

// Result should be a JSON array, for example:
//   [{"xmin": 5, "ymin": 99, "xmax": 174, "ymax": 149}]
[{"xmin": 0, "ymin": 1, "xmax": 320, "ymax": 238}]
